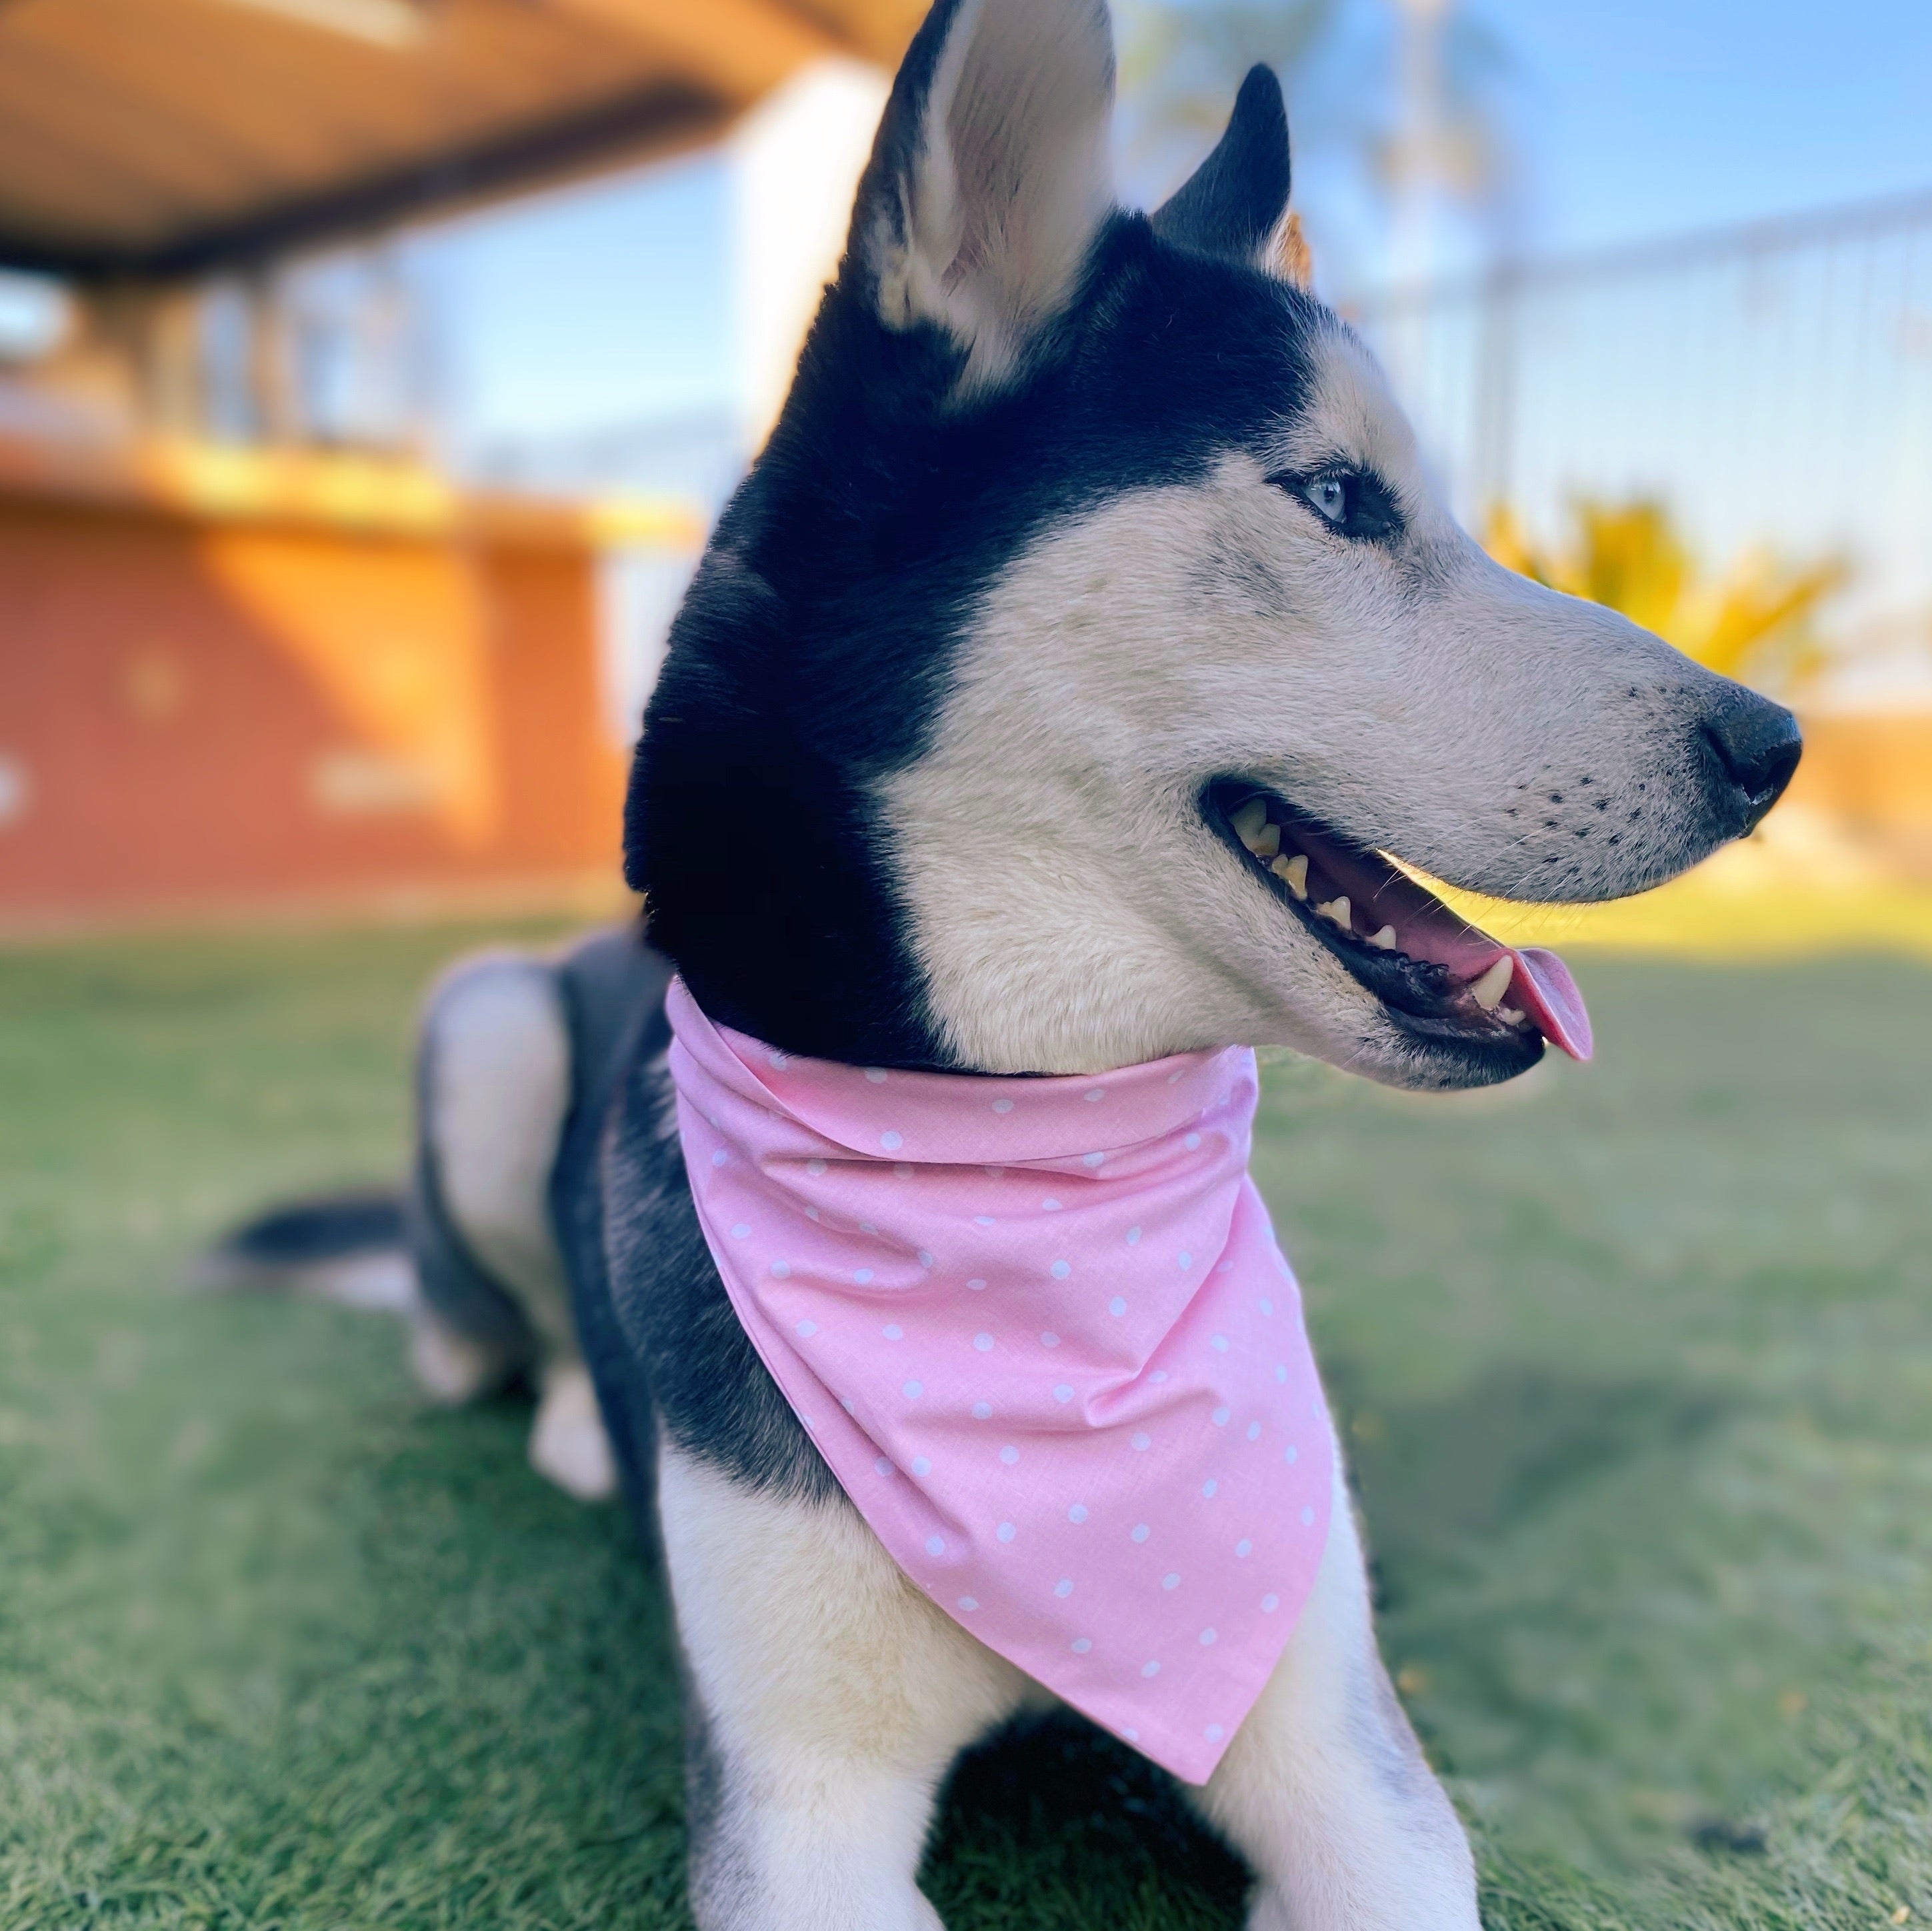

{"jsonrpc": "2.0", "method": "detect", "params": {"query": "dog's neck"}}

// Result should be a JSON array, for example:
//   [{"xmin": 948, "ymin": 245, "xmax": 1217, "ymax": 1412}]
[
  {"xmin": 624, "ymin": 227, "xmax": 1284, "ymax": 1074},
  {"xmin": 625, "ymin": 289, "xmax": 1059, "ymax": 1072}
]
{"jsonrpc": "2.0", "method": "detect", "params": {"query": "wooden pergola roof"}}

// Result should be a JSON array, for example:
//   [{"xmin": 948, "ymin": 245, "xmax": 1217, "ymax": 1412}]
[{"xmin": 0, "ymin": 0, "xmax": 923, "ymax": 281}]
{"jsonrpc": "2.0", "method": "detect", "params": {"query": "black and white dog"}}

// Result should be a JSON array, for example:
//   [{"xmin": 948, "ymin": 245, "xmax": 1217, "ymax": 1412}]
[{"xmin": 227, "ymin": 1, "xmax": 1801, "ymax": 1921}]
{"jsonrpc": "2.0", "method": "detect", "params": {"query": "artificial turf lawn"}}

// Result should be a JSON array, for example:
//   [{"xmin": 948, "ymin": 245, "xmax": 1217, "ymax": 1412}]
[{"xmin": 1, "ymin": 925, "xmax": 1928, "ymax": 1930}]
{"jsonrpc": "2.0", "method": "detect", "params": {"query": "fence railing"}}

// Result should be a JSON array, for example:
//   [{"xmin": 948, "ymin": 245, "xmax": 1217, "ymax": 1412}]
[{"xmin": 1353, "ymin": 189, "xmax": 1932, "ymax": 677}]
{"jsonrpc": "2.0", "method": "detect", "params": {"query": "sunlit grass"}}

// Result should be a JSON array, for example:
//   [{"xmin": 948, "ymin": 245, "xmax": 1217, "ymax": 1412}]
[
  {"xmin": 1415, "ymin": 814, "xmax": 1932, "ymax": 965},
  {"xmin": 1, "ymin": 925, "xmax": 1928, "ymax": 1928},
  {"xmin": 1441, "ymin": 867, "xmax": 1932, "ymax": 961}
]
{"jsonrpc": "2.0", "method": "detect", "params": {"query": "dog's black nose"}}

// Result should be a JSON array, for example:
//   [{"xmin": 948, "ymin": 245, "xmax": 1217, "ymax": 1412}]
[{"xmin": 1701, "ymin": 689, "xmax": 1803, "ymax": 832}]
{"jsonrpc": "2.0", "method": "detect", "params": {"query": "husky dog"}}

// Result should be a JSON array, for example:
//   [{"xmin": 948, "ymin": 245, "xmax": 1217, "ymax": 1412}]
[{"xmin": 227, "ymin": 1, "xmax": 1801, "ymax": 1922}]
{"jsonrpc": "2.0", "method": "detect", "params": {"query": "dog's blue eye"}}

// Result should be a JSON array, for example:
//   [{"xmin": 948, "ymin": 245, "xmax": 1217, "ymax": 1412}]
[
  {"xmin": 1269, "ymin": 465, "xmax": 1401, "ymax": 543},
  {"xmin": 1305, "ymin": 477, "xmax": 1349, "ymax": 524}
]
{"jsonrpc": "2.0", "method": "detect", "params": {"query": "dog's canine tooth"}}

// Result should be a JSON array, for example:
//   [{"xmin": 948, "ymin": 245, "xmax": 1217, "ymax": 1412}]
[
  {"xmin": 1315, "ymin": 896, "xmax": 1351, "ymax": 931},
  {"xmin": 1271, "ymin": 853, "xmax": 1308, "ymax": 899},
  {"xmin": 1366, "ymin": 925, "xmax": 1397, "ymax": 950},
  {"xmin": 1249, "ymin": 821, "xmax": 1281, "ymax": 859},
  {"xmin": 1469, "ymin": 957, "xmax": 1515, "ymax": 1012},
  {"xmin": 1230, "ymin": 798, "xmax": 1270, "ymax": 849}
]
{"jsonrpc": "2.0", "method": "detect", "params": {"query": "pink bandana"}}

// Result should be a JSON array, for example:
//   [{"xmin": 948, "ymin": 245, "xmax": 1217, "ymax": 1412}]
[{"xmin": 665, "ymin": 979, "xmax": 1335, "ymax": 1784}]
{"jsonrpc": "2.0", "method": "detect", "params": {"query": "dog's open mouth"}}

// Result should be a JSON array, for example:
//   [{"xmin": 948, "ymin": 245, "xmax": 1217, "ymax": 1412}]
[{"xmin": 1208, "ymin": 782, "xmax": 1593, "ymax": 1064}]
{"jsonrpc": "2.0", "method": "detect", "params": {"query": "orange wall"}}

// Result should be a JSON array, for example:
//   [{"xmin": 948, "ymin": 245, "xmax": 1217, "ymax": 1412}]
[
  {"xmin": 0, "ymin": 493, "xmax": 630, "ymax": 923},
  {"xmin": 1787, "ymin": 710, "xmax": 1932, "ymax": 875},
  {"xmin": 5, "ymin": 482, "xmax": 1923, "ymax": 926},
  {"xmin": 1789, "ymin": 713, "xmax": 1932, "ymax": 833}
]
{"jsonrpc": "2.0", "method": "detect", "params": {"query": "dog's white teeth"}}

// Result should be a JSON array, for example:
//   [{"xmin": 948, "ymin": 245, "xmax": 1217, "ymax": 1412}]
[
  {"xmin": 1469, "ymin": 957, "xmax": 1515, "ymax": 1012},
  {"xmin": 1271, "ymin": 853, "xmax": 1309, "ymax": 900},
  {"xmin": 1230, "ymin": 799, "xmax": 1271, "ymax": 849},
  {"xmin": 1498, "ymin": 1004, "xmax": 1528, "ymax": 1026},
  {"xmin": 1316, "ymin": 896, "xmax": 1352, "ymax": 931},
  {"xmin": 1249, "ymin": 821, "xmax": 1281, "ymax": 859},
  {"xmin": 1366, "ymin": 925, "xmax": 1398, "ymax": 951}
]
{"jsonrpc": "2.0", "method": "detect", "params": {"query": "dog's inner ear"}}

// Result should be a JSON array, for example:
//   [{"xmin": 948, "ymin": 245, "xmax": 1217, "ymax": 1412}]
[
  {"xmin": 1149, "ymin": 63, "xmax": 1292, "ymax": 270},
  {"xmin": 849, "ymin": 0, "xmax": 1116, "ymax": 394}
]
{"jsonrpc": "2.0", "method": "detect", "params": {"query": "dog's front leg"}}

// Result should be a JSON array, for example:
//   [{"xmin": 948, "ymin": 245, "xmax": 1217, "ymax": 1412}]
[
  {"xmin": 657, "ymin": 1442, "xmax": 1029, "ymax": 1930},
  {"xmin": 1191, "ymin": 1458, "xmax": 1481, "ymax": 1931}
]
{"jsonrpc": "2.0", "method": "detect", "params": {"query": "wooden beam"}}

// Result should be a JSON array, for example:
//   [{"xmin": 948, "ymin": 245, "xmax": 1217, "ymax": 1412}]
[
  {"xmin": 541, "ymin": 0, "xmax": 849, "ymax": 107},
  {"xmin": 0, "ymin": 79, "xmax": 721, "ymax": 281}
]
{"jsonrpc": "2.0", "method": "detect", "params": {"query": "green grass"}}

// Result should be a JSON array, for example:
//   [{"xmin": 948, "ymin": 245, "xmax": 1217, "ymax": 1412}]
[{"xmin": 1, "ymin": 927, "xmax": 1929, "ymax": 1930}]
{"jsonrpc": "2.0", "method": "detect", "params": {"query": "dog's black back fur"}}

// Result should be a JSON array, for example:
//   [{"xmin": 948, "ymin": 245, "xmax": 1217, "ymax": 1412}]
[{"xmin": 547, "ymin": 929, "xmax": 679, "ymax": 1523}]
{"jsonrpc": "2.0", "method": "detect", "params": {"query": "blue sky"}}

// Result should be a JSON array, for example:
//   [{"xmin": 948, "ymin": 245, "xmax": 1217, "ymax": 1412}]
[
  {"xmin": 415, "ymin": 152, "xmax": 729, "ymax": 445},
  {"xmin": 426, "ymin": 0, "xmax": 1930, "ymax": 447},
  {"xmin": 1480, "ymin": 0, "xmax": 1932, "ymax": 252}
]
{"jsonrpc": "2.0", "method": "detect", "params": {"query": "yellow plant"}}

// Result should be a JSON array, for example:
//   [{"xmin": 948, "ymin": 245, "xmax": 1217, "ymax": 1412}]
[{"xmin": 1483, "ymin": 499, "xmax": 1847, "ymax": 694}]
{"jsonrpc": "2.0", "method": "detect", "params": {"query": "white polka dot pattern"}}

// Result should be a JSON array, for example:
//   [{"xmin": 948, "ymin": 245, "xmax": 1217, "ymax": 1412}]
[{"xmin": 663, "ymin": 976, "xmax": 1335, "ymax": 1790}]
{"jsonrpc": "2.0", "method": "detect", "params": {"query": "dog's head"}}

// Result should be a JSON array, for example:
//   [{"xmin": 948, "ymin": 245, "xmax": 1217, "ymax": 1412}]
[{"xmin": 630, "ymin": 0, "xmax": 1800, "ymax": 1087}]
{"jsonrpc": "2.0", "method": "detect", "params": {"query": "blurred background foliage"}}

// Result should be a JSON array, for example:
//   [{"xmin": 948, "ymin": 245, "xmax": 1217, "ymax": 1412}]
[{"xmin": 1484, "ymin": 499, "xmax": 1849, "ymax": 698}]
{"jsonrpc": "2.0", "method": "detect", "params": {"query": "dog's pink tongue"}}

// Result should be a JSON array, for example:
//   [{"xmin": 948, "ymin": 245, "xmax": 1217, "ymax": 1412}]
[{"xmin": 1511, "ymin": 948, "xmax": 1593, "ymax": 1062}]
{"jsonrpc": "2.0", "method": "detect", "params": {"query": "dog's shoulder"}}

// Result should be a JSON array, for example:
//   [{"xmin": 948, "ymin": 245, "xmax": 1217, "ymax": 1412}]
[{"xmin": 601, "ymin": 1035, "xmax": 841, "ymax": 1506}]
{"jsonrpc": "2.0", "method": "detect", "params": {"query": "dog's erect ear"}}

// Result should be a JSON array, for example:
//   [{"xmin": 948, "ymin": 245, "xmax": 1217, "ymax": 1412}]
[
  {"xmin": 1149, "ymin": 64, "xmax": 1291, "ymax": 269},
  {"xmin": 847, "ymin": 0, "xmax": 1115, "ymax": 393}
]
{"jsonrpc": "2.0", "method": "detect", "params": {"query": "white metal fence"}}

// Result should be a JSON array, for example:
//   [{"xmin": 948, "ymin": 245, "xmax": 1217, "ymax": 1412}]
[{"xmin": 1353, "ymin": 190, "xmax": 1932, "ymax": 685}]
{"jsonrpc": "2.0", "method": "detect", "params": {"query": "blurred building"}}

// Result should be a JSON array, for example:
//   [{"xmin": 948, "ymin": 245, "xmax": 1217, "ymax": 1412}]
[
  {"xmin": 0, "ymin": 0, "xmax": 916, "ymax": 927},
  {"xmin": 4, "ymin": 1, "xmax": 1928, "ymax": 930}
]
